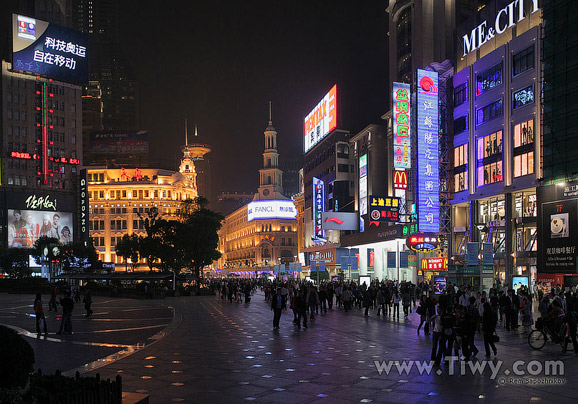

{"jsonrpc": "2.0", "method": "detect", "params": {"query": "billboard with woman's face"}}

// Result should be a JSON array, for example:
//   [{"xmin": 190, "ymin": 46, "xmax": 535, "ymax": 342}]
[{"xmin": 8, "ymin": 209, "xmax": 73, "ymax": 248}]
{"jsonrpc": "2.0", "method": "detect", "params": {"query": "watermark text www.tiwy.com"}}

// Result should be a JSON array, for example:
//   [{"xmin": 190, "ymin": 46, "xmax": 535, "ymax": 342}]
[{"xmin": 374, "ymin": 358, "xmax": 565, "ymax": 382}]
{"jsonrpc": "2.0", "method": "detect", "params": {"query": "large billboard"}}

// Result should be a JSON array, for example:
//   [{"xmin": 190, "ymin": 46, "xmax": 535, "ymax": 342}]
[
  {"xmin": 393, "ymin": 82, "xmax": 411, "ymax": 169},
  {"xmin": 369, "ymin": 196, "xmax": 400, "ymax": 223},
  {"xmin": 12, "ymin": 14, "xmax": 88, "ymax": 84},
  {"xmin": 416, "ymin": 69, "xmax": 440, "ymax": 233},
  {"xmin": 247, "ymin": 200, "xmax": 297, "ymax": 222},
  {"xmin": 321, "ymin": 212, "xmax": 358, "ymax": 231},
  {"xmin": 304, "ymin": 85, "xmax": 337, "ymax": 153},
  {"xmin": 538, "ymin": 182, "xmax": 578, "ymax": 274},
  {"xmin": 359, "ymin": 154, "xmax": 368, "ymax": 215},
  {"xmin": 90, "ymin": 131, "xmax": 149, "ymax": 155},
  {"xmin": 313, "ymin": 177, "xmax": 325, "ymax": 240},
  {"xmin": 8, "ymin": 209, "xmax": 74, "ymax": 248}
]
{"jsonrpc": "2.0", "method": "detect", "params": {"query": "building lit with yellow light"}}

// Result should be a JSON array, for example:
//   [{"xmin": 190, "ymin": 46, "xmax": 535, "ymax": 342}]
[
  {"xmin": 87, "ymin": 141, "xmax": 198, "ymax": 269},
  {"xmin": 215, "ymin": 107, "xmax": 298, "ymax": 276}
]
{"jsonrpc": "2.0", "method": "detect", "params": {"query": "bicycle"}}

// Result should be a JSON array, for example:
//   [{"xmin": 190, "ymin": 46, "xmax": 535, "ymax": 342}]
[{"xmin": 528, "ymin": 315, "xmax": 575, "ymax": 351}]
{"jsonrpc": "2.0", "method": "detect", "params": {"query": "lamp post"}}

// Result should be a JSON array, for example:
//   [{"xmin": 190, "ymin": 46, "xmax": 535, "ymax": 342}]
[{"xmin": 347, "ymin": 247, "xmax": 352, "ymax": 282}]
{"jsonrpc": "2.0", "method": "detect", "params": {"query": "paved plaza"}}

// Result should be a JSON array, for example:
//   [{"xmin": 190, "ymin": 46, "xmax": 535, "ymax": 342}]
[{"xmin": 1, "ymin": 291, "xmax": 577, "ymax": 403}]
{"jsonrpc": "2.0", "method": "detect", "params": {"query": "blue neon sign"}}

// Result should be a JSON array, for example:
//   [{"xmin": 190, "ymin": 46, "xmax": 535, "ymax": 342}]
[{"xmin": 416, "ymin": 69, "xmax": 439, "ymax": 233}]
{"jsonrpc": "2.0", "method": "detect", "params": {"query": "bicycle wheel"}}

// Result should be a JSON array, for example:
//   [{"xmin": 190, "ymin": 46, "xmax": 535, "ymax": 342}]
[{"xmin": 528, "ymin": 330, "xmax": 546, "ymax": 350}]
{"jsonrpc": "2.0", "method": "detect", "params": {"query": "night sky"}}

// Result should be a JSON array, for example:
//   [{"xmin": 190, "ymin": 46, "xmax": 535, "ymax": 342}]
[{"xmin": 2, "ymin": 1, "xmax": 389, "ymax": 201}]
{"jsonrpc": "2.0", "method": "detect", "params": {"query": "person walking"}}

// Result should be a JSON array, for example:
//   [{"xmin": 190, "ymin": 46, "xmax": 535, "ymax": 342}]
[
  {"xmin": 376, "ymin": 287, "xmax": 386, "ymax": 316},
  {"xmin": 57, "ymin": 291, "xmax": 74, "ymax": 335},
  {"xmin": 48, "ymin": 286, "xmax": 58, "ymax": 312},
  {"xmin": 482, "ymin": 302, "xmax": 498, "ymax": 358},
  {"xmin": 402, "ymin": 289, "xmax": 411, "ymax": 320},
  {"xmin": 363, "ymin": 289, "xmax": 372, "ymax": 317},
  {"xmin": 464, "ymin": 296, "xmax": 480, "ymax": 360},
  {"xmin": 295, "ymin": 289, "xmax": 308, "ymax": 329},
  {"xmin": 33, "ymin": 293, "xmax": 48, "ymax": 337},
  {"xmin": 271, "ymin": 288, "xmax": 285, "ymax": 329},
  {"xmin": 392, "ymin": 290, "xmax": 401, "ymax": 320},
  {"xmin": 417, "ymin": 295, "xmax": 428, "ymax": 334},
  {"xmin": 430, "ymin": 305, "xmax": 442, "ymax": 362},
  {"xmin": 83, "ymin": 289, "xmax": 93, "ymax": 317}
]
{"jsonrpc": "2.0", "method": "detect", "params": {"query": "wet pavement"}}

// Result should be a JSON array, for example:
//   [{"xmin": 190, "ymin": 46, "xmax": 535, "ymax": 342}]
[{"xmin": 1, "ymin": 291, "xmax": 577, "ymax": 403}]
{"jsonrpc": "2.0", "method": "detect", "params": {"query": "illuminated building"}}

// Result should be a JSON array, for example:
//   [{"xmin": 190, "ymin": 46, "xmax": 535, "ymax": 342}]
[
  {"xmin": 450, "ymin": 0, "xmax": 542, "ymax": 288},
  {"xmin": 87, "ymin": 146, "xmax": 198, "ymax": 267},
  {"xmin": 185, "ymin": 123, "xmax": 212, "ymax": 202},
  {"xmin": 216, "ymin": 106, "xmax": 297, "ymax": 276},
  {"xmin": 1, "ymin": 60, "xmax": 83, "ymax": 251}
]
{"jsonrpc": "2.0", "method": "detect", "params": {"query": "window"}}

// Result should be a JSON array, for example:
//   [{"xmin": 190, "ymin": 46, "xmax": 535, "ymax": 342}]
[
  {"xmin": 513, "ymin": 120, "xmax": 534, "ymax": 148},
  {"xmin": 513, "ymin": 46, "xmax": 534, "ymax": 76},
  {"xmin": 454, "ymin": 165, "xmax": 468, "ymax": 193},
  {"xmin": 478, "ymin": 161, "xmax": 503, "ymax": 186},
  {"xmin": 477, "ymin": 130, "xmax": 502, "ymax": 159},
  {"xmin": 338, "ymin": 164, "xmax": 349, "ymax": 172},
  {"xmin": 476, "ymin": 63, "xmax": 503, "ymax": 96},
  {"xmin": 512, "ymin": 85, "xmax": 534, "ymax": 110},
  {"xmin": 454, "ymin": 83, "xmax": 468, "ymax": 107},
  {"xmin": 476, "ymin": 99, "xmax": 503, "ymax": 125},
  {"xmin": 514, "ymin": 151, "xmax": 534, "ymax": 178},
  {"xmin": 454, "ymin": 115, "xmax": 468, "ymax": 134},
  {"xmin": 454, "ymin": 144, "xmax": 468, "ymax": 167}
]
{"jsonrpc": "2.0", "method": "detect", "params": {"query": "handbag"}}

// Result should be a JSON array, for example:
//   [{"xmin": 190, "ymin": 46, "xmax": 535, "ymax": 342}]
[{"xmin": 491, "ymin": 332, "xmax": 500, "ymax": 343}]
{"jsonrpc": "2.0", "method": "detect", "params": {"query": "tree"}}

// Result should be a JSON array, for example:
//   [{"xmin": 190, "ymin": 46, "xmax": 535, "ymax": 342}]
[
  {"xmin": 59, "ymin": 241, "xmax": 99, "ymax": 272},
  {"xmin": 115, "ymin": 233, "xmax": 141, "ymax": 272},
  {"xmin": 180, "ymin": 198, "xmax": 223, "ymax": 280},
  {"xmin": 0, "ymin": 248, "xmax": 32, "ymax": 278},
  {"xmin": 137, "ymin": 207, "xmax": 164, "ymax": 271},
  {"xmin": 30, "ymin": 236, "xmax": 60, "ymax": 265}
]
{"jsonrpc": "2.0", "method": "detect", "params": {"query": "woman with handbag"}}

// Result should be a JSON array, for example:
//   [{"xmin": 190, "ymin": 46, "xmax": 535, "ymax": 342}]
[{"xmin": 482, "ymin": 301, "xmax": 498, "ymax": 358}]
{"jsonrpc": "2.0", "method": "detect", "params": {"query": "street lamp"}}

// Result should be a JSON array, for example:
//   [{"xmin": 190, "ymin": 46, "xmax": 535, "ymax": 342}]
[{"xmin": 347, "ymin": 247, "xmax": 352, "ymax": 282}]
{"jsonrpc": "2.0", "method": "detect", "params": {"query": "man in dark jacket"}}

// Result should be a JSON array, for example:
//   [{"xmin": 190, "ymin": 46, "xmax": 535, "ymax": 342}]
[
  {"xmin": 271, "ymin": 288, "xmax": 286, "ymax": 329},
  {"xmin": 57, "ymin": 291, "xmax": 74, "ymax": 335}
]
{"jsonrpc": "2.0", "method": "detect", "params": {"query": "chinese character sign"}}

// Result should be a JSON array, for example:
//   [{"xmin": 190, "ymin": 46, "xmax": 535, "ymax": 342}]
[
  {"xmin": 12, "ymin": 14, "xmax": 88, "ymax": 84},
  {"xmin": 392, "ymin": 82, "xmax": 411, "ymax": 169},
  {"xmin": 313, "ymin": 177, "xmax": 325, "ymax": 240},
  {"xmin": 369, "ymin": 195, "xmax": 400, "ymax": 222},
  {"xmin": 416, "ymin": 70, "xmax": 439, "ymax": 233},
  {"xmin": 304, "ymin": 85, "xmax": 337, "ymax": 153}
]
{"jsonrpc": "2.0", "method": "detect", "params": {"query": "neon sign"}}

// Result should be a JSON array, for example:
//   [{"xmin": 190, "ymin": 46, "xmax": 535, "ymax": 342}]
[
  {"xmin": 407, "ymin": 232, "xmax": 440, "ymax": 253},
  {"xmin": 461, "ymin": 0, "xmax": 540, "ymax": 57},
  {"xmin": 416, "ymin": 69, "xmax": 439, "ymax": 233},
  {"xmin": 421, "ymin": 257, "xmax": 448, "ymax": 271},
  {"xmin": 304, "ymin": 85, "xmax": 337, "ymax": 153},
  {"xmin": 11, "ymin": 151, "xmax": 80, "ymax": 165},
  {"xmin": 392, "ymin": 82, "xmax": 411, "ymax": 169},
  {"xmin": 369, "ymin": 196, "xmax": 400, "ymax": 223},
  {"xmin": 312, "ymin": 177, "xmax": 325, "ymax": 241},
  {"xmin": 393, "ymin": 170, "xmax": 408, "ymax": 190},
  {"xmin": 25, "ymin": 194, "xmax": 57, "ymax": 210}
]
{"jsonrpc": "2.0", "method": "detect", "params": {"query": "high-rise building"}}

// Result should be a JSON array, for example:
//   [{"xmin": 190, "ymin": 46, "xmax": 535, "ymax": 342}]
[
  {"xmin": 1, "ymin": 60, "xmax": 83, "ymax": 249},
  {"xmin": 386, "ymin": 0, "xmax": 481, "ymax": 95}
]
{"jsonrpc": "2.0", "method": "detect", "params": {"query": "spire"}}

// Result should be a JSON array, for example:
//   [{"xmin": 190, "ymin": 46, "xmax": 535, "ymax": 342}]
[
  {"xmin": 185, "ymin": 118, "xmax": 188, "ymax": 146},
  {"xmin": 268, "ymin": 101, "xmax": 272, "ymax": 125},
  {"xmin": 195, "ymin": 124, "xmax": 198, "ymax": 137}
]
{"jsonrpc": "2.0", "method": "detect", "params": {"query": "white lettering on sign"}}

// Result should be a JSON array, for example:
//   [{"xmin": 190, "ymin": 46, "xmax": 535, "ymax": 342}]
[
  {"xmin": 25, "ymin": 194, "xmax": 57, "ymax": 211},
  {"xmin": 247, "ymin": 200, "xmax": 297, "ymax": 222},
  {"xmin": 462, "ymin": 0, "xmax": 540, "ymax": 57}
]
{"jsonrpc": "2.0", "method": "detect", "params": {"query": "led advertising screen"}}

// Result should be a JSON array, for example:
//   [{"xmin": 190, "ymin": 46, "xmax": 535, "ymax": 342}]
[
  {"xmin": 416, "ymin": 69, "xmax": 440, "ymax": 233},
  {"xmin": 246, "ymin": 200, "xmax": 297, "ymax": 222},
  {"xmin": 8, "ymin": 209, "xmax": 73, "ymax": 248},
  {"xmin": 304, "ymin": 85, "xmax": 337, "ymax": 153},
  {"xmin": 312, "ymin": 177, "xmax": 325, "ymax": 240},
  {"xmin": 12, "ymin": 14, "xmax": 88, "ymax": 84},
  {"xmin": 369, "ymin": 195, "xmax": 400, "ymax": 222},
  {"xmin": 393, "ymin": 82, "xmax": 411, "ymax": 169},
  {"xmin": 90, "ymin": 131, "xmax": 149, "ymax": 155},
  {"xmin": 359, "ymin": 154, "xmax": 368, "ymax": 215}
]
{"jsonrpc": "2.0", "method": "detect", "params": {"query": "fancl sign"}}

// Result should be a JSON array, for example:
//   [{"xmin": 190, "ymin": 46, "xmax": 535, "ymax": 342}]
[{"xmin": 462, "ymin": 0, "xmax": 540, "ymax": 57}]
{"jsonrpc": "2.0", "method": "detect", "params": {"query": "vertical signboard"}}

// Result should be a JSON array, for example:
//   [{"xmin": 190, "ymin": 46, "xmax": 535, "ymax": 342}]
[
  {"xmin": 387, "ymin": 251, "xmax": 397, "ymax": 268},
  {"xmin": 393, "ymin": 82, "xmax": 411, "ymax": 169},
  {"xmin": 467, "ymin": 242, "xmax": 479, "ymax": 266},
  {"xmin": 79, "ymin": 169, "xmax": 89, "ymax": 244},
  {"xmin": 359, "ymin": 154, "xmax": 368, "ymax": 215},
  {"xmin": 312, "ymin": 177, "xmax": 325, "ymax": 241},
  {"xmin": 416, "ymin": 69, "xmax": 440, "ymax": 233}
]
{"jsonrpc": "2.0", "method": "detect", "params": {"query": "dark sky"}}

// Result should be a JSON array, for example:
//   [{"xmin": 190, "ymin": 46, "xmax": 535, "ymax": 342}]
[
  {"xmin": 118, "ymin": 0, "xmax": 389, "ymax": 199},
  {"xmin": 1, "ymin": 1, "xmax": 389, "ymax": 200}
]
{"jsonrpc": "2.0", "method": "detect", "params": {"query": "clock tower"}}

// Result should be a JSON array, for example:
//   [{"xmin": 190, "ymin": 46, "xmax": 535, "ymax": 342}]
[{"xmin": 255, "ymin": 102, "xmax": 286, "ymax": 201}]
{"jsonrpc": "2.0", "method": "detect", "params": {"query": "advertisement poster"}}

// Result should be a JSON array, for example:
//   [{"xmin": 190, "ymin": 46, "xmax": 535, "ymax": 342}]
[
  {"xmin": 12, "ymin": 14, "xmax": 88, "ymax": 83},
  {"xmin": 512, "ymin": 276, "xmax": 529, "ymax": 293},
  {"xmin": 538, "ymin": 182, "xmax": 578, "ymax": 274},
  {"xmin": 8, "ymin": 209, "xmax": 73, "ymax": 248}
]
